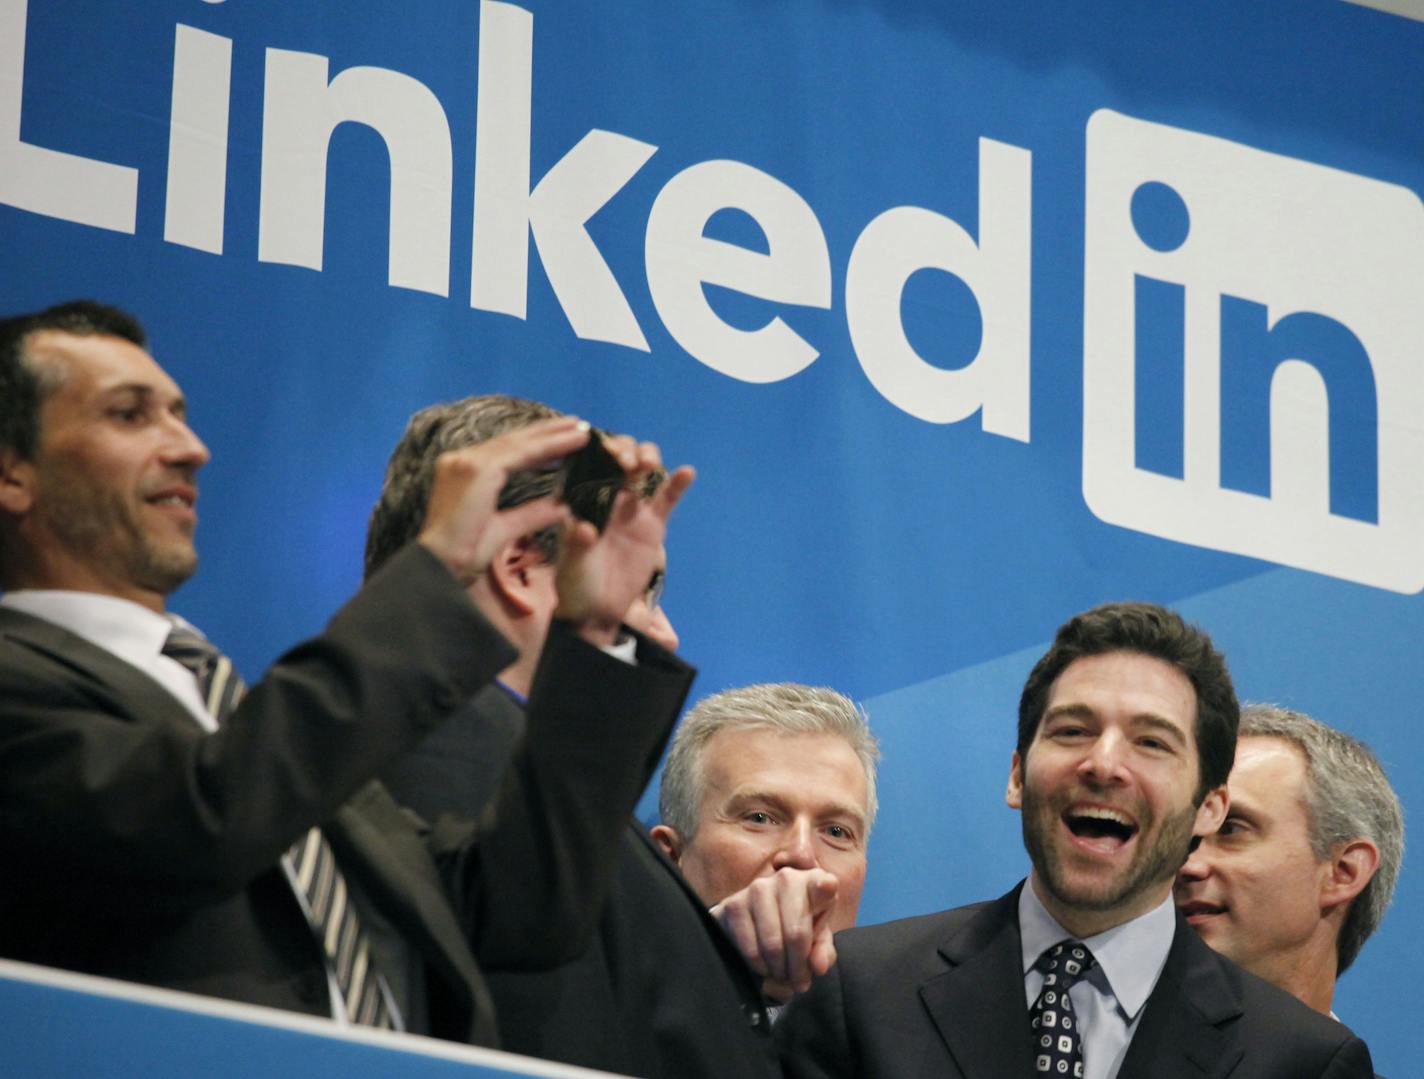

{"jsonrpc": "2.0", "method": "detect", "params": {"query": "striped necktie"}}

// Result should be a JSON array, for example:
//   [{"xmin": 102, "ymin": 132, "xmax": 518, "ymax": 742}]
[
  {"xmin": 161, "ymin": 623, "xmax": 243, "ymax": 723},
  {"xmin": 161, "ymin": 624, "xmax": 394, "ymax": 1029}
]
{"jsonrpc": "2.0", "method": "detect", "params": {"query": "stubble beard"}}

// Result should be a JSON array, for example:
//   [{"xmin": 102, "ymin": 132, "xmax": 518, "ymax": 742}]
[
  {"xmin": 1021, "ymin": 782, "xmax": 1199, "ymax": 914},
  {"xmin": 43, "ymin": 478, "xmax": 197, "ymax": 597}
]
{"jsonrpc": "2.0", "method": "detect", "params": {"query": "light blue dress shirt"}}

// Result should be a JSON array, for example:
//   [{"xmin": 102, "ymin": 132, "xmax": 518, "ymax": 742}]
[{"xmin": 1018, "ymin": 879, "xmax": 1176, "ymax": 1079}]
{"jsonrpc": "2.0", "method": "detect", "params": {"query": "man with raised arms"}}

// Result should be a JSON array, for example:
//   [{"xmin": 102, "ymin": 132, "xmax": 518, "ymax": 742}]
[{"xmin": 0, "ymin": 301, "xmax": 692, "ymax": 1046}]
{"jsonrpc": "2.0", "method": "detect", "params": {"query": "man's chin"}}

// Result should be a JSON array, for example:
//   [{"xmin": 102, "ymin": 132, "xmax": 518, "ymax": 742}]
[
  {"xmin": 138, "ymin": 550, "xmax": 199, "ymax": 595},
  {"xmin": 1042, "ymin": 873, "xmax": 1138, "ymax": 913}
]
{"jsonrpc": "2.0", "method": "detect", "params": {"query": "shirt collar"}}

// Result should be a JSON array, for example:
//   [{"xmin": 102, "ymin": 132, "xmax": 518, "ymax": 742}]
[
  {"xmin": 494, "ymin": 678, "xmax": 527, "ymax": 706},
  {"xmin": 1019, "ymin": 876, "xmax": 1176, "ymax": 1021},
  {"xmin": 1, "ymin": 589, "xmax": 175, "ymax": 670}
]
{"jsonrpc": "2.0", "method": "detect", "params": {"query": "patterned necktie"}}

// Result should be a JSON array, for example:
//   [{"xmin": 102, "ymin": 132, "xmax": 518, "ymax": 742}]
[
  {"xmin": 161, "ymin": 625, "xmax": 394, "ymax": 1029},
  {"xmin": 1030, "ymin": 940, "xmax": 1097, "ymax": 1078},
  {"xmin": 161, "ymin": 623, "xmax": 244, "ymax": 724}
]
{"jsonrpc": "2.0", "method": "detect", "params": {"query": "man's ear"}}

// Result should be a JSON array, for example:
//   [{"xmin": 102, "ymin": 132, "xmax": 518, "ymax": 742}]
[
  {"xmin": 1321, "ymin": 838, "xmax": 1380, "ymax": 911},
  {"xmin": 486, "ymin": 535, "xmax": 547, "ymax": 616},
  {"xmin": 1192, "ymin": 785, "xmax": 1229, "ymax": 837},
  {"xmin": 649, "ymin": 824, "xmax": 683, "ymax": 864},
  {"xmin": 0, "ymin": 449, "xmax": 36, "ymax": 517},
  {"xmin": 1005, "ymin": 750, "xmax": 1024, "ymax": 810}
]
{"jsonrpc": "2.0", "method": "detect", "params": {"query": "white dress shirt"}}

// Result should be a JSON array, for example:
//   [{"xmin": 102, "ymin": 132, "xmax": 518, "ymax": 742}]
[
  {"xmin": 0, "ymin": 589, "xmax": 403, "ymax": 1028},
  {"xmin": 1019, "ymin": 879, "xmax": 1176, "ymax": 1079},
  {"xmin": 1, "ymin": 590, "xmax": 215, "ymax": 729}
]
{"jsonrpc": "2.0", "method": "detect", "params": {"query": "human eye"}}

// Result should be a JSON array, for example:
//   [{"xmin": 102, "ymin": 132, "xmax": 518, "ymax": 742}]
[
  {"xmin": 644, "ymin": 569, "xmax": 665, "ymax": 609},
  {"xmin": 1048, "ymin": 722, "xmax": 1089, "ymax": 741},
  {"xmin": 1217, "ymin": 815, "xmax": 1250, "ymax": 839},
  {"xmin": 106, "ymin": 393, "xmax": 153, "ymax": 425},
  {"xmin": 743, "ymin": 810, "xmax": 776, "ymax": 826},
  {"xmin": 823, "ymin": 823, "xmax": 859, "ymax": 846}
]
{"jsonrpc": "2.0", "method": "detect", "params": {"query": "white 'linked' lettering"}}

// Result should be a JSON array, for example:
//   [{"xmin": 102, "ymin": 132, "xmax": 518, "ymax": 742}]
[
  {"xmin": 470, "ymin": 0, "xmax": 657, "ymax": 349},
  {"xmin": 645, "ymin": 159, "xmax": 831, "ymax": 383},
  {"xmin": 258, "ymin": 47, "xmax": 454, "ymax": 296},
  {"xmin": 846, "ymin": 137, "xmax": 1032, "ymax": 440},
  {"xmin": 165, "ymin": 24, "xmax": 233, "ymax": 254},
  {"xmin": 0, "ymin": 0, "xmax": 138, "ymax": 233}
]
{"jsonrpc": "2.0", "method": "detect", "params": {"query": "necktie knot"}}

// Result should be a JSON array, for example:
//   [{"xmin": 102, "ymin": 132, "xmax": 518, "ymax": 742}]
[
  {"xmin": 162, "ymin": 623, "xmax": 245, "ymax": 724},
  {"xmin": 1035, "ymin": 940, "xmax": 1097, "ymax": 988},
  {"xmin": 161, "ymin": 624, "xmax": 221, "ymax": 673}
]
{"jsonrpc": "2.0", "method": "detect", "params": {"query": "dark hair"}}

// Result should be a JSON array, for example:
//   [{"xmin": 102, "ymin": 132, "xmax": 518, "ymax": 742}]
[
  {"xmin": 1017, "ymin": 602, "xmax": 1238, "ymax": 802},
  {"xmin": 364, "ymin": 394, "xmax": 562, "ymax": 578},
  {"xmin": 0, "ymin": 300, "xmax": 147, "ymax": 458}
]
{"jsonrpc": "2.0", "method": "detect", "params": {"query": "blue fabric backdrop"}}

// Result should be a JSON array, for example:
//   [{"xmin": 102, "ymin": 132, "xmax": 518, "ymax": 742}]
[{"xmin": 3, "ymin": 1, "xmax": 1419, "ymax": 1071}]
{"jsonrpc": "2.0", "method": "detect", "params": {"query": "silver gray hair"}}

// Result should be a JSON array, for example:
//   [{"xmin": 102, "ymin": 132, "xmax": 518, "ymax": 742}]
[
  {"xmin": 658, "ymin": 683, "xmax": 880, "ymax": 842},
  {"xmin": 1239, "ymin": 703, "xmax": 1404, "ymax": 975}
]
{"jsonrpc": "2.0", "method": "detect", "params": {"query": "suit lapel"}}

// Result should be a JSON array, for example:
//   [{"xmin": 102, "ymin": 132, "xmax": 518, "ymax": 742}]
[
  {"xmin": 632, "ymin": 825, "xmax": 770, "ymax": 1010},
  {"xmin": 918, "ymin": 888, "xmax": 1035, "ymax": 1079},
  {"xmin": 0, "ymin": 606, "xmax": 204, "ymax": 731},
  {"xmin": 325, "ymin": 781, "xmax": 491, "ymax": 1040},
  {"xmin": 1118, "ymin": 915, "xmax": 1243, "ymax": 1079}
]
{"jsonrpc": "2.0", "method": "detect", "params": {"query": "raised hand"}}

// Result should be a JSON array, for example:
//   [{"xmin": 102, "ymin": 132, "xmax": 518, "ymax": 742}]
[
  {"xmin": 417, "ymin": 416, "xmax": 591, "ymax": 584},
  {"xmin": 554, "ymin": 435, "xmax": 694, "ymax": 647}
]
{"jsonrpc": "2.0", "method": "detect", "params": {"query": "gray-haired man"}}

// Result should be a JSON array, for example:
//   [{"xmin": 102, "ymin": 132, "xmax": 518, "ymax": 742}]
[
  {"xmin": 652, "ymin": 683, "xmax": 879, "ymax": 1002},
  {"xmin": 1175, "ymin": 704, "xmax": 1403, "ymax": 1018}
]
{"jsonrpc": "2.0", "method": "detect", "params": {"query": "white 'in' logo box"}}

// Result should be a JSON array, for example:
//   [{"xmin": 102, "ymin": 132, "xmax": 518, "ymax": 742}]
[{"xmin": 1082, "ymin": 109, "xmax": 1424, "ymax": 593}]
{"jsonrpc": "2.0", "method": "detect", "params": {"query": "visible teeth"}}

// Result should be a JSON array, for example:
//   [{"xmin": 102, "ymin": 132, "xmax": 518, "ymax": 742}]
[
  {"xmin": 1074, "ymin": 806, "xmax": 1133, "ymax": 827},
  {"xmin": 154, "ymin": 495, "xmax": 189, "ymax": 506}
]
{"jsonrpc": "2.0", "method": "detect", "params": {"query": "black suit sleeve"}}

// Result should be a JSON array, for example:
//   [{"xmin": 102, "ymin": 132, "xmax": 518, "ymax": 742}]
[
  {"xmin": 382, "ymin": 683, "xmax": 523, "ymax": 824},
  {"xmin": 0, "ymin": 542, "xmax": 515, "ymax": 913},
  {"xmin": 430, "ymin": 620, "xmax": 694, "ymax": 970},
  {"xmin": 777, "ymin": 956, "xmax": 856, "ymax": 1079}
]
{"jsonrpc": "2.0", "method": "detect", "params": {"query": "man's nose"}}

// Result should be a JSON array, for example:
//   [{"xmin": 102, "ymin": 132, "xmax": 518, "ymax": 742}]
[
  {"xmin": 771, "ymin": 820, "xmax": 818, "ymax": 871},
  {"xmin": 1078, "ymin": 731, "xmax": 1129, "ymax": 785},
  {"xmin": 1176, "ymin": 840, "xmax": 1213, "ymax": 885},
  {"xmin": 650, "ymin": 608, "xmax": 679, "ymax": 652},
  {"xmin": 162, "ymin": 416, "xmax": 211, "ymax": 469}
]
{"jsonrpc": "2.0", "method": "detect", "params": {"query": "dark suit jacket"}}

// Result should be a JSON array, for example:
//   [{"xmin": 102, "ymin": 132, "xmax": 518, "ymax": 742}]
[
  {"xmin": 385, "ymin": 682, "xmax": 781, "ymax": 1078},
  {"xmin": 0, "ymin": 544, "xmax": 691, "ymax": 1047},
  {"xmin": 776, "ymin": 885, "xmax": 1374, "ymax": 1079}
]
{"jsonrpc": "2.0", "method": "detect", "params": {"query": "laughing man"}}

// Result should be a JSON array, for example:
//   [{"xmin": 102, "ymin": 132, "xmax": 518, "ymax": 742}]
[{"xmin": 776, "ymin": 602, "xmax": 1373, "ymax": 1078}]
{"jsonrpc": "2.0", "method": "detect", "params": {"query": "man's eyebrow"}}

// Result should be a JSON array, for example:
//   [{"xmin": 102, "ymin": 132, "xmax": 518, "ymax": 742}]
[
  {"xmin": 1222, "ymin": 802, "xmax": 1260, "ymax": 825},
  {"xmin": 725, "ymin": 789, "xmax": 792, "ymax": 813},
  {"xmin": 1131, "ymin": 714, "xmax": 1189, "ymax": 747},
  {"xmin": 101, "ymin": 383, "xmax": 153, "ymax": 398},
  {"xmin": 1042, "ymin": 703, "xmax": 1095, "ymax": 723}
]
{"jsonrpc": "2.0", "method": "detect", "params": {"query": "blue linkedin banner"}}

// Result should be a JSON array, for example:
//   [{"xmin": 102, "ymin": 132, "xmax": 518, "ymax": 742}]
[{"xmin": 2, "ymin": 1, "xmax": 1420, "ymax": 1072}]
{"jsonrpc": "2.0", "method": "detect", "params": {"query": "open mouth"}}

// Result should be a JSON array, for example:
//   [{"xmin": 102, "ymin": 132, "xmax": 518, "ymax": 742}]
[
  {"xmin": 1177, "ymin": 900, "xmax": 1226, "ymax": 924},
  {"xmin": 1063, "ymin": 805, "xmax": 1138, "ymax": 852},
  {"xmin": 146, "ymin": 487, "xmax": 197, "ymax": 512}
]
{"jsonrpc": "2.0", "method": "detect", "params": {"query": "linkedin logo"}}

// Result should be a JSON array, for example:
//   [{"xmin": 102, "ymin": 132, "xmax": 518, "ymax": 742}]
[{"xmin": 1082, "ymin": 109, "xmax": 1424, "ymax": 593}]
